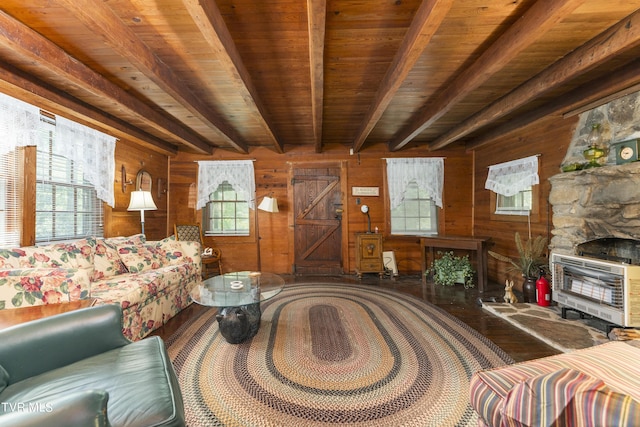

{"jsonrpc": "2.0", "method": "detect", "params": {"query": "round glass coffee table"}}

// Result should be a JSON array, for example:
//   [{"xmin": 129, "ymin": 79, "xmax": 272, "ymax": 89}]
[{"xmin": 190, "ymin": 271, "xmax": 284, "ymax": 344}]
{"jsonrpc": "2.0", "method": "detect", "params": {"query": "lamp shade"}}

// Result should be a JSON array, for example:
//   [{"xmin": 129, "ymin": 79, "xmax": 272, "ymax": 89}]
[
  {"xmin": 258, "ymin": 196, "xmax": 279, "ymax": 213},
  {"xmin": 127, "ymin": 191, "xmax": 157, "ymax": 211}
]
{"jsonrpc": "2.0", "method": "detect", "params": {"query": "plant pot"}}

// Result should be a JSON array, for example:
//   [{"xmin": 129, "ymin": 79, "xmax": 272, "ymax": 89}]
[
  {"xmin": 436, "ymin": 270, "xmax": 467, "ymax": 285},
  {"xmin": 522, "ymin": 276, "xmax": 537, "ymax": 303}
]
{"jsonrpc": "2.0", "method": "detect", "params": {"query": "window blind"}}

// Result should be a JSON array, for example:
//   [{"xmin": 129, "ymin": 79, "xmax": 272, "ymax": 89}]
[
  {"xmin": 0, "ymin": 148, "xmax": 23, "ymax": 248},
  {"xmin": 35, "ymin": 118, "xmax": 103, "ymax": 243}
]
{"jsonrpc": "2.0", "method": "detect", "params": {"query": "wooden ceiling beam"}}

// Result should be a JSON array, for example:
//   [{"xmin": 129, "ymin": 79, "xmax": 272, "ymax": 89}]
[
  {"xmin": 55, "ymin": 0, "xmax": 248, "ymax": 154},
  {"xmin": 183, "ymin": 0, "xmax": 284, "ymax": 153},
  {"xmin": 0, "ymin": 61, "xmax": 179, "ymax": 155},
  {"xmin": 431, "ymin": 7, "xmax": 640, "ymax": 151},
  {"xmin": 0, "ymin": 10, "xmax": 212, "ymax": 154},
  {"xmin": 389, "ymin": 0, "xmax": 585, "ymax": 152},
  {"xmin": 351, "ymin": 0, "xmax": 453, "ymax": 153},
  {"xmin": 308, "ymin": 0, "xmax": 327, "ymax": 153},
  {"xmin": 466, "ymin": 57, "xmax": 640, "ymax": 151}
]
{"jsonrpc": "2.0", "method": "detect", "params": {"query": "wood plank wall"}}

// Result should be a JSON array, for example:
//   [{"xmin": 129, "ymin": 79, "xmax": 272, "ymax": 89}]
[
  {"xmin": 107, "ymin": 139, "xmax": 169, "ymax": 241},
  {"xmin": 18, "ymin": 113, "xmax": 577, "ymax": 284},
  {"xmin": 472, "ymin": 114, "xmax": 578, "ymax": 292},
  {"xmin": 169, "ymin": 143, "xmax": 472, "ymax": 275}
]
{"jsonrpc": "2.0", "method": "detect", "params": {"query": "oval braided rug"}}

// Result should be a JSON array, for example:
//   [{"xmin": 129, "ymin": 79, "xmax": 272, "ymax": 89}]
[{"xmin": 166, "ymin": 284, "xmax": 513, "ymax": 426}]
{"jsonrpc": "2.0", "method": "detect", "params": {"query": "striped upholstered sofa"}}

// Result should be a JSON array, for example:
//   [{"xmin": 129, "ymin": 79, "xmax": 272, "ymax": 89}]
[{"xmin": 469, "ymin": 341, "xmax": 640, "ymax": 426}]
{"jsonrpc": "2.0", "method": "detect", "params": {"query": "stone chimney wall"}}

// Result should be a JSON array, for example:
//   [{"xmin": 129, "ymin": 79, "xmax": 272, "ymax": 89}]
[{"xmin": 550, "ymin": 92, "xmax": 640, "ymax": 255}]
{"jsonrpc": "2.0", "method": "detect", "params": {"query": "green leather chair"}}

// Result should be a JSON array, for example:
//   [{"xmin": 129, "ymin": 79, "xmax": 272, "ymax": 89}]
[{"xmin": 0, "ymin": 304, "xmax": 185, "ymax": 427}]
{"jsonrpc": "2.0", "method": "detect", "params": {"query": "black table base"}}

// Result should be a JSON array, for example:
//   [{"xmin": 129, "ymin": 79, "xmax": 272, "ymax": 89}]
[{"xmin": 215, "ymin": 302, "xmax": 262, "ymax": 344}]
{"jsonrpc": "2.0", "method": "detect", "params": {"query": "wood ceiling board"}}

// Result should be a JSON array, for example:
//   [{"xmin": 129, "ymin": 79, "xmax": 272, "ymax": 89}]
[{"xmin": 1, "ymin": 0, "xmax": 639, "ymax": 153}]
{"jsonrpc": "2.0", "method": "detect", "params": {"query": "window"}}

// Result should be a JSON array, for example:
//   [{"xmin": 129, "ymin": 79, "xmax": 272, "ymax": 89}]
[
  {"xmin": 495, "ymin": 188, "xmax": 532, "ymax": 216},
  {"xmin": 203, "ymin": 181, "xmax": 250, "ymax": 236},
  {"xmin": 35, "ymin": 118, "xmax": 103, "ymax": 243},
  {"xmin": 390, "ymin": 181, "xmax": 438, "ymax": 235},
  {"xmin": 0, "ymin": 148, "xmax": 23, "ymax": 248},
  {"xmin": 485, "ymin": 155, "xmax": 539, "ymax": 219}
]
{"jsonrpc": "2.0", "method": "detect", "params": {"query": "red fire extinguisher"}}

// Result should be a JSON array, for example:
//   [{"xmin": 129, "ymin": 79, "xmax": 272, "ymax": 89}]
[{"xmin": 536, "ymin": 270, "xmax": 551, "ymax": 307}]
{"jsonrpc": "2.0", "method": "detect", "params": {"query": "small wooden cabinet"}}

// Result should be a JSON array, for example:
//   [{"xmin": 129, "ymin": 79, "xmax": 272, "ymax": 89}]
[{"xmin": 355, "ymin": 233, "xmax": 384, "ymax": 278}]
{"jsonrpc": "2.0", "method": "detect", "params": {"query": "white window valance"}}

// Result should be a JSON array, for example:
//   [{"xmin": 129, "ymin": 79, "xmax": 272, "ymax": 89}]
[
  {"xmin": 55, "ymin": 116, "xmax": 117, "ymax": 207},
  {"xmin": 197, "ymin": 160, "xmax": 256, "ymax": 210},
  {"xmin": 386, "ymin": 158, "xmax": 444, "ymax": 209},
  {"xmin": 485, "ymin": 155, "xmax": 539, "ymax": 197},
  {"xmin": 0, "ymin": 92, "xmax": 41, "ymax": 156},
  {"xmin": 0, "ymin": 92, "xmax": 117, "ymax": 207}
]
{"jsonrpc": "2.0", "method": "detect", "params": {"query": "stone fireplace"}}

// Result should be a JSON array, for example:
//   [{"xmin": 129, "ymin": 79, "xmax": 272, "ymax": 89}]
[{"xmin": 549, "ymin": 91, "xmax": 640, "ymax": 257}]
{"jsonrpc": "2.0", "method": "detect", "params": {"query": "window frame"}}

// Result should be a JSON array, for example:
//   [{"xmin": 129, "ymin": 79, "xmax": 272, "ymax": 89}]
[
  {"xmin": 489, "ymin": 184, "xmax": 540, "ymax": 223},
  {"xmin": 202, "ymin": 180, "xmax": 251, "ymax": 237},
  {"xmin": 387, "ymin": 180, "xmax": 440, "ymax": 236},
  {"xmin": 494, "ymin": 187, "xmax": 533, "ymax": 216}
]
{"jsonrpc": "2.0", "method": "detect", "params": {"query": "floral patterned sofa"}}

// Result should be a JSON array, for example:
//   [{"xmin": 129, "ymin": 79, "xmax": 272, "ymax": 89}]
[{"xmin": 0, "ymin": 234, "xmax": 201, "ymax": 340}]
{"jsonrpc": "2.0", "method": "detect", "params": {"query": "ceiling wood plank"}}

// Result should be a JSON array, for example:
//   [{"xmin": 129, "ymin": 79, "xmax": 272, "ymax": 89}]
[
  {"xmin": 389, "ymin": 0, "xmax": 586, "ymax": 151},
  {"xmin": 182, "ymin": 0, "xmax": 284, "ymax": 153},
  {"xmin": 351, "ymin": 0, "xmax": 453, "ymax": 153},
  {"xmin": 55, "ymin": 0, "xmax": 248, "ymax": 154},
  {"xmin": 0, "ymin": 61, "xmax": 179, "ymax": 155},
  {"xmin": 308, "ymin": 0, "xmax": 327, "ymax": 153},
  {"xmin": 466, "ymin": 57, "xmax": 640, "ymax": 151},
  {"xmin": 431, "ymin": 7, "xmax": 640, "ymax": 151},
  {"xmin": 0, "ymin": 9, "xmax": 212, "ymax": 154}
]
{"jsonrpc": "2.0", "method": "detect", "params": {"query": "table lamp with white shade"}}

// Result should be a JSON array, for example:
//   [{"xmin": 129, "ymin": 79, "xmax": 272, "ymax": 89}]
[{"xmin": 128, "ymin": 190, "xmax": 157, "ymax": 235}]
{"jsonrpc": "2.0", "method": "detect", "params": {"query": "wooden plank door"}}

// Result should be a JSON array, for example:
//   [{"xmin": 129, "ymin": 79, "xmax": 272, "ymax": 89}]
[{"xmin": 292, "ymin": 165, "xmax": 343, "ymax": 275}]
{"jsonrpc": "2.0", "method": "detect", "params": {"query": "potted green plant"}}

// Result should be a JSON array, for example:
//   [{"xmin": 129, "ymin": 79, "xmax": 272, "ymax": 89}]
[
  {"xmin": 488, "ymin": 232, "xmax": 548, "ymax": 302},
  {"xmin": 426, "ymin": 251, "xmax": 475, "ymax": 288}
]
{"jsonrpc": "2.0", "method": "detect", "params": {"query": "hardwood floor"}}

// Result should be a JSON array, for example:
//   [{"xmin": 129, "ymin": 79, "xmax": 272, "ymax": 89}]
[{"xmin": 152, "ymin": 274, "xmax": 560, "ymax": 363}]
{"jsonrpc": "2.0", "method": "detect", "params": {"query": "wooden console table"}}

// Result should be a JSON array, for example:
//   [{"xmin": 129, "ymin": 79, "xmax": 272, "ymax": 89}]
[
  {"xmin": 0, "ymin": 298, "xmax": 97, "ymax": 330},
  {"xmin": 420, "ymin": 236, "xmax": 492, "ymax": 292}
]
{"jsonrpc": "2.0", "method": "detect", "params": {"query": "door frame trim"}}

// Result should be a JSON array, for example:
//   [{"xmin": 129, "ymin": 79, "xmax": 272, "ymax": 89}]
[{"xmin": 287, "ymin": 161, "xmax": 349, "ymax": 274}]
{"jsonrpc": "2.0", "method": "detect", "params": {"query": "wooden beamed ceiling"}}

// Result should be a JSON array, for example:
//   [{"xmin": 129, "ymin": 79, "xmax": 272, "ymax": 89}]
[{"xmin": 0, "ymin": 1, "xmax": 639, "ymax": 155}]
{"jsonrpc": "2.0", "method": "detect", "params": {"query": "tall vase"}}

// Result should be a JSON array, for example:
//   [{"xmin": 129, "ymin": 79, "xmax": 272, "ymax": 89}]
[{"xmin": 522, "ymin": 277, "xmax": 537, "ymax": 303}]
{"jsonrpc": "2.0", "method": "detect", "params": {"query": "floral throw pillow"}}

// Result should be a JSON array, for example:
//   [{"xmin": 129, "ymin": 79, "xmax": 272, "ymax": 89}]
[
  {"xmin": 155, "ymin": 235, "xmax": 186, "ymax": 266},
  {"xmin": 45, "ymin": 237, "xmax": 96, "ymax": 269},
  {"xmin": 117, "ymin": 244, "xmax": 164, "ymax": 273},
  {"xmin": 0, "ymin": 238, "xmax": 96, "ymax": 271},
  {"xmin": 93, "ymin": 238, "xmax": 129, "ymax": 281}
]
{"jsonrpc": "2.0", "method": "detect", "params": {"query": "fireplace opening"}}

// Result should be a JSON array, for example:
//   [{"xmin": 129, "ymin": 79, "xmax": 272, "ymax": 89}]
[{"xmin": 576, "ymin": 237, "xmax": 640, "ymax": 265}]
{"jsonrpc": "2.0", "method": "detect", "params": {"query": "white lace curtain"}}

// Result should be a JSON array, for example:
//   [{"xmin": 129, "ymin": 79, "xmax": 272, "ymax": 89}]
[
  {"xmin": 0, "ymin": 92, "xmax": 117, "ymax": 207},
  {"xmin": 386, "ymin": 158, "xmax": 444, "ymax": 209},
  {"xmin": 0, "ymin": 92, "xmax": 41, "ymax": 156},
  {"xmin": 56, "ymin": 116, "xmax": 116, "ymax": 207},
  {"xmin": 485, "ymin": 155, "xmax": 539, "ymax": 196},
  {"xmin": 197, "ymin": 160, "xmax": 256, "ymax": 210}
]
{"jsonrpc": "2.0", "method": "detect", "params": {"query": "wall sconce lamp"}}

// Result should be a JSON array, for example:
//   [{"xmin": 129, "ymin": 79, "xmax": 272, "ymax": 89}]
[
  {"xmin": 361, "ymin": 204, "xmax": 372, "ymax": 233},
  {"xmin": 121, "ymin": 165, "xmax": 134, "ymax": 193},
  {"xmin": 127, "ymin": 190, "xmax": 157, "ymax": 235}
]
